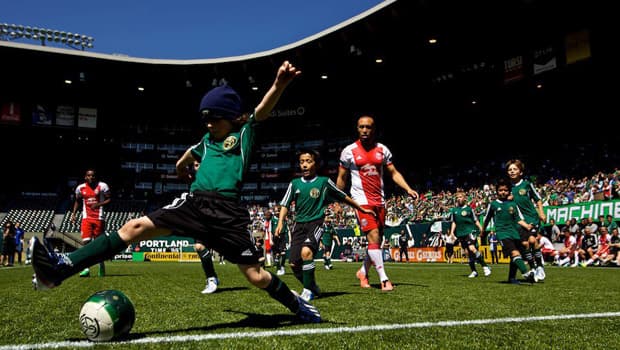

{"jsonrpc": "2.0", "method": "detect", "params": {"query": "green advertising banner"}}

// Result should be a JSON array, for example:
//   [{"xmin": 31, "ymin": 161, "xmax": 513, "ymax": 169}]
[{"xmin": 544, "ymin": 199, "xmax": 620, "ymax": 225}]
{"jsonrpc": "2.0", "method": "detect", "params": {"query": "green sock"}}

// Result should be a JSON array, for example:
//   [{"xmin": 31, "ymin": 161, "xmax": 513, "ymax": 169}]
[
  {"xmin": 475, "ymin": 251, "xmax": 487, "ymax": 267},
  {"xmin": 68, "ymin": 232, "xmax": 127, "ymax": 273},
  {"xmin": 326, "ymin": 257, "xmax": 331, "ymax": 266},
  {"xmin": 264, "ymin": 272, "xmax": 299, "ymax": 313},
  {"xmin": 302, "ymin": 259, "xmax": 315, "ymax": 289},
  {"xmin": 512, "ymin": 256, "xmax": 528, "ymax": 274}
]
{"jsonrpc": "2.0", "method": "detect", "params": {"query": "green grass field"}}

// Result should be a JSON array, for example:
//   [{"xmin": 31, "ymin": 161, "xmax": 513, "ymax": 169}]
[{"xmin": 1, "ymin": 260, "xmax": 619, "ymax": 349}]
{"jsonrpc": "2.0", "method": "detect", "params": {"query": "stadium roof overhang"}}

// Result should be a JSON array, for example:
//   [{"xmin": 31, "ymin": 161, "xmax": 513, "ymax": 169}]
[{"xmin": 0, "ymin": 0, "xmax": 598, "ymax": 136}]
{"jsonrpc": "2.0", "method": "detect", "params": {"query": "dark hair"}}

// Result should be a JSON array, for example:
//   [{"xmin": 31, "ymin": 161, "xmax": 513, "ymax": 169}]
[
  {"xmin": 497, "ymin": 177, "xmax": 512, "ymax": 191},
  {"xmin": 296, "ymin": 148, "xmax": 321, "ymax": 165}
]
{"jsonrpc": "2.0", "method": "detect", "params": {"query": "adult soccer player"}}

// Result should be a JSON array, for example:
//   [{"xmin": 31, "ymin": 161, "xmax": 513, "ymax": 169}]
[{"xmin": 336, "ymin": 115, "xmax": 418, "ymax": 291}]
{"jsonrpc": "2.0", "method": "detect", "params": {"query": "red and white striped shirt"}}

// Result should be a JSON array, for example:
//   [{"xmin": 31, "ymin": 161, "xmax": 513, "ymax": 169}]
[
  {"xmin": 75, "ymin": 182, "xmax": 110, "ymax": 220},
  {"xmin": 339, "ymin": 140, "xmax": 392, "ymax": 206}
]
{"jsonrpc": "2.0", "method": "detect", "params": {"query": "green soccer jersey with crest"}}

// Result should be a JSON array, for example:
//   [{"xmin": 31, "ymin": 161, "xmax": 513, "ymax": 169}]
[
  {"xmin": 280, "ymin": 176, "xmax": 347, "ymax": 223},
  {"xmin": 511, "ymin": 179, "xmax": 542, "ymax": 225},
  {"xmin": 448, "ymin": 205, "xmax": 479, "ymax": 237},
  {"xmin": 190, "ymin": 114, "xmax": 256, "ymax": 198},
  {"xmin": 482, "ymin": 200, "xmax": 524, "ymax": 240}
]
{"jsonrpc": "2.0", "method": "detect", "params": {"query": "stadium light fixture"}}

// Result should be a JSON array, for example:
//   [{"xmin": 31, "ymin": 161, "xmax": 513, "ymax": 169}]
[{"xmin": 0, "ymin": 23, "xmax": 94, "ymax": 51}]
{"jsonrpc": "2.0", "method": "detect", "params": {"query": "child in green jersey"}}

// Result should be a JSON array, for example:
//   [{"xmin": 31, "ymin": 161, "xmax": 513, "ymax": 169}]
[
  {"xmin": 276, "ymin": 149, "xmax": 373, "ymax": 301},
  {"xmin": 506, "ymin": 159, "xmax": 547, "ymax": 281},
  {"xmin": 481, "ymin": 178, "xmax": 537, "ymax": 284},
  {"xmin": 31, "ymin": 61, "xmax": 322, "ymax": 323},
  {"xmin": 448, "ymin": 190, "xmax": 491, "ymax": 278}
]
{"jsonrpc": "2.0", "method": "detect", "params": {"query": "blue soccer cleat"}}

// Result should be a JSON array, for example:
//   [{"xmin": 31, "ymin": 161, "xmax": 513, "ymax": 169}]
[{"xmin": 30, "ymin": 237, "xmax": 71, "ymax": 290}]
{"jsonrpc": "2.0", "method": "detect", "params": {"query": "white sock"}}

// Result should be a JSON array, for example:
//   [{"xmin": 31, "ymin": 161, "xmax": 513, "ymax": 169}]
[
  {"xmin": 360, "ymin": 254, "xmax": 371, "ymax": 276},
  {"xmin": 367, "ymin": 249, "xmax": 388, "ymax": 282}
]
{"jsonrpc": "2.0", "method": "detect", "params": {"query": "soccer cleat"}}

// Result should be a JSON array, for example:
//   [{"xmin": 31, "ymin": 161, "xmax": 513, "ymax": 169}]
[
  {"xmin": 201, "ymin": 277, "xmax": 219, "ymax": 294},
  {"xmin": 324, "ymin": 265, "xmax": 330, "ymax": 270},
  {"xmin": 79, "ymin": 268, "xmax": 90, "ymax": 277},
  {"xmin": 300, "ymin": 288, "xmax": 314, "ymax": 302},
  {"xmin": 468, "ymin": 271, "xmax": 478, "ymax": 278},
  {"xmin": 293, "ymin": 293, "xmax": 322, "ymax": 323},
  {"xmin": 30, "ymin": 236, "xmax": 70, "ymax": 290},
  {"xmin": 483, "ymin": 266, "xmax": 492, "ymax": 277},
  {"xmin": 276, "ymin": 267, "xmax": 285, "ymax": 276},
  {"xmin": 356, "ymin": 269, "xmax": 371, "ymax": 288},
  {"xmin": 535, "ymin": 266, "xmax": 546, "ymax": 281},
  {"xmin": 508, "ymin": 278, "xmax": 521, "ymax": 285},
  {"xmin": 524, "ymin": 271, "xmax": 539, "ymax": 283},
  {"xmin": 381, "ymin": 280, "xmax": 394, "ymax": 291}
]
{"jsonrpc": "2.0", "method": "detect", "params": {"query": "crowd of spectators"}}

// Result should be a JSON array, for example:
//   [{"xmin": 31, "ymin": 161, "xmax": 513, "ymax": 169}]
[{"xmin": 245, "ymin": 167, "xmax": 620, "ymax": 242}]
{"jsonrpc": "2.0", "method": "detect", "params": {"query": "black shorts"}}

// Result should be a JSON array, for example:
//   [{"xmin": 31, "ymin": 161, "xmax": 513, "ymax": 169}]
[
  {"xmin": 445, "ymin": 243, "xmax": 454, "ymax": 255},
  {"xmin": 519, "ymin": 224, "xmax": 539, "ymax": 241},
  {"xmin": 500, "ymin": 238, "xmax": 525, "ymax": 258},
  {"xmin": 272, "ymin": 234, "xmax": 287, "ymax": 255},
  {"xmin": 289, "ymin": 218, "xmax": 324, "ymax": 265},
  {"xmin": 322, "ymin": 242, "xmax": 332, "ymax": 252},
  {"xmin": 455, "ymin": 234, "xmax": 477, "ymax": 250},
  {"xmin": 147, "ymin": 191, "xmax": 260, "ymax": 265}
]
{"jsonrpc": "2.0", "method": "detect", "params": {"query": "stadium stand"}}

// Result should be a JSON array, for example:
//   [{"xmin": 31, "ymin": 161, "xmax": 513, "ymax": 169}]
[
  {"xmin": 58, "ymin": 199, "xmax": 147, "ymax": 234},
  {"xmin": 0, "ymin": 194, "xmax": 58, "ymax": 233}
]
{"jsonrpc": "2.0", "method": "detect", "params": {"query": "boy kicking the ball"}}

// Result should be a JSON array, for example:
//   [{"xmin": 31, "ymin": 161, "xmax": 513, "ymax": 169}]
[{"xmin": 30, "ymin": 61, "xmax": 321, "ymax": 323}]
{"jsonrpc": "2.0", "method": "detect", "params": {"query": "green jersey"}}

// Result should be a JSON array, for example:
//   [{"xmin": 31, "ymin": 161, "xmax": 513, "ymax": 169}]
[
  {"xmin": 190, "ymin": 114, "xmax": 256, "ymax": 198},
  {"xmin": 322, "ymin": 223, "xmax": 337, "ymax": 246},
  {"xmin": 482, "ymin": 199, "xmax": 524, "ymax": 240},
  {"xmin": 448, "ymin": 205, "xmax": 479, "ymax": 237},
  {"xmin": 269, "ymin": 216, "xmax": 288, "ymax": 238},
  {"xmin": 280, "ymin": 176, "xmax": 347, "ymax": 223},
  {"xmin": 511, "ymin": 179, "xmax": 542, "ymax": 225}
]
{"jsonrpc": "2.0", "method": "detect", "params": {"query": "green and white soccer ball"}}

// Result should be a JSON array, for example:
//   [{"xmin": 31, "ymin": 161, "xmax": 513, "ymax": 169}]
[{"xmin": 79, "ymin": 290, "xmax": 136, "ymax": 342}]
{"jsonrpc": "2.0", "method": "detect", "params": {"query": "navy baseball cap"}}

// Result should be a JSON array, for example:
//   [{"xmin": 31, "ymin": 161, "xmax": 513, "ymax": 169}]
[{"xmin": 199, "ymin": 85, "xmax": 242, "ymax": 121}]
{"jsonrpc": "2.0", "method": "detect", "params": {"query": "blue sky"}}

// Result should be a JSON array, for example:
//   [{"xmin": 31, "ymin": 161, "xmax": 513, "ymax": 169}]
[{"xmin": 2, "ymin": 0, "xmax": 384, "ymax": 59}]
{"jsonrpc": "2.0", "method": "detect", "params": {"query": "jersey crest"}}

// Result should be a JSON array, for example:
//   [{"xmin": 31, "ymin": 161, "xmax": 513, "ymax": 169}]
[
  {"xmin": 309, "ymin": 188, "xmax": 320, "ymax": 198},
  {"xmin": 223, "ymin": 135, "xmax": 238, "ymax": 150}
]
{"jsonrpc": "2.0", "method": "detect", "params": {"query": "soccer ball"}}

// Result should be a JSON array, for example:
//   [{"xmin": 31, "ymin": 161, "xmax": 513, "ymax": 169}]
[{"xmin": 79, "ymin": 290, "xmax": 136, "ymax": 342}]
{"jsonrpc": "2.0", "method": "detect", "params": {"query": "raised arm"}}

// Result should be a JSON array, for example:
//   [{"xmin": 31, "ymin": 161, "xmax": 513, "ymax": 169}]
[{"xmin": 255, "ymin": 61, "xmax": 301, "ymax": 122}]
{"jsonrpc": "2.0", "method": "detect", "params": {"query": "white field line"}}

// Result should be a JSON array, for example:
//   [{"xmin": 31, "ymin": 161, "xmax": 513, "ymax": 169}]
[{"xmin": 4, "ymin": 311, "xmax": 619, "ymax": 350}]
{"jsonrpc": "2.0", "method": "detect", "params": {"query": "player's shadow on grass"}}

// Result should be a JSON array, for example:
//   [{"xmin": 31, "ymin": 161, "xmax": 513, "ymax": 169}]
[
  {"xmin": 124, "ymin": 310, "xmax": 325, "ymax": 339},
  {"xmin": 215, "ymin": 286, "xmax": 249, "ymax": 292},
  {"xmin": 100, "ymin": 273, "xmax": 140, "ymax": 277}
]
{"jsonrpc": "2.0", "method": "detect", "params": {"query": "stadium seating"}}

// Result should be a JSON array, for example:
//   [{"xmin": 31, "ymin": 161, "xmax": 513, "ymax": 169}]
[{"xmin": 0, "ymin": 194, "xmax": 58, "ymax": 233}]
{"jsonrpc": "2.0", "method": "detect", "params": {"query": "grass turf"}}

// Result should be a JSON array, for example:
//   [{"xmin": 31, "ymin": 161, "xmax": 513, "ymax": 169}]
[{"xmin": 1, "ymin": 260, "xmax": 619, "ymax": 349}]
